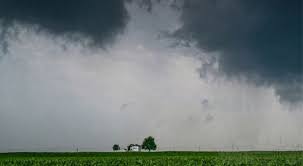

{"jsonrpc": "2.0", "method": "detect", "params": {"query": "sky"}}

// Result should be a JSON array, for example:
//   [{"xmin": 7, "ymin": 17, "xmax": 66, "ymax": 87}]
[{"xmin": 0, "ymin": 0, "xmax": 302, "ymax": 152}]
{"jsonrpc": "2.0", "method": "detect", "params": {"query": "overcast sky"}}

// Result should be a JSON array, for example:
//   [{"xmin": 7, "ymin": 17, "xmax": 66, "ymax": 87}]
[{"xmin": 0, "ymin": 0, "xmax": 302, "ymax": 152}]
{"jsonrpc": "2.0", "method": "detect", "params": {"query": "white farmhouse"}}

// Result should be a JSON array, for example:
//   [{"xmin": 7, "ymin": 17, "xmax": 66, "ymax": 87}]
[{"xmin": 128, "ymin": 144, "xmax": 141, "ymax": 152}]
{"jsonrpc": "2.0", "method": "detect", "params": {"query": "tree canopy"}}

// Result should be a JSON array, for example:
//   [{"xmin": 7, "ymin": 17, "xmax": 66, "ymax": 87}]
[
  {"xmin": 112, "ymin": 144, "xmax": 120, "ymax": 151},
  {"xmin": 142, "ymin": 136, "xmax": 157, "ymax": 152}
]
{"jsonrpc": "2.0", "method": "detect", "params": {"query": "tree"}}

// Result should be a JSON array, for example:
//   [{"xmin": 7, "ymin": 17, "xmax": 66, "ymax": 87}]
[
  {"xmin": 112, "ymin": 144, "xmax": 120, "ymax": 151},
  {"xmin": 142, "ymin": 136, "xmax": 157, "ymax": 152},
  {"xmin": 127, "ymin": 144, "xmax": 134, "ymax": 151}
]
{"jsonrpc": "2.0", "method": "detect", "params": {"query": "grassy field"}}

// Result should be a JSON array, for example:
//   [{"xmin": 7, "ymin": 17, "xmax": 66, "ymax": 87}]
[{"xmin": 0, "ymin": 151, "xmax": 303, "ymax": 165}]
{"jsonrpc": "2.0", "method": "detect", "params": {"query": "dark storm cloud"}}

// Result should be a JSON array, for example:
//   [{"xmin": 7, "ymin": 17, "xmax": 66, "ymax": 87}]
[
  {"xmin": 0, "ymin": 0, "xmax": 129, "ymax": 46},
  {"xmin": 175, "ymin": 0, "xmax": 302, "ymax": 103}
]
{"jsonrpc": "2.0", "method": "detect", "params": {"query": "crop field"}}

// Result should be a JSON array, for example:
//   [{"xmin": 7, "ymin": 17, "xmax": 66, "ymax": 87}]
[{"xmin": 0, "ymin": 151, "xmax": 302, "ymax": 166}]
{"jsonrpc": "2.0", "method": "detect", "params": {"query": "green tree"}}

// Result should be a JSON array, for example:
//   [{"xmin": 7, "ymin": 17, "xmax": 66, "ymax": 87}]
[
  {"xmin": 112, "ymin": 144, "xmax": 120, "ymax": 151},
  {"xmin": 142, "ymin": 136, "xmax": 157, "ymax": 152}
]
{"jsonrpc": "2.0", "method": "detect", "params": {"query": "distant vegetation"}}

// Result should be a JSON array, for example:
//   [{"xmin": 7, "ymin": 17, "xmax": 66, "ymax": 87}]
[
  {"xmin": 142, "ymin": 136, "xmax": 157, "ymax": 151},
  {"xmin": 112, "ymin": 144, "xmax": 120, "ymax": 151}
]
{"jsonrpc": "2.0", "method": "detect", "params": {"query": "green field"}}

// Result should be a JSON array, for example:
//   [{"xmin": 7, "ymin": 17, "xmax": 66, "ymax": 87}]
[{"xmin": 0, "ymin": 151, "xmax": 303, "ymax": 166}]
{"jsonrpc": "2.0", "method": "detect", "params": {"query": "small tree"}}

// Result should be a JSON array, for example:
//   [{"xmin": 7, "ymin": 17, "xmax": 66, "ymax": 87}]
[
  {"xmin": 112, "ymin": 144, "xmax": 120, "ymax": 151},
  {"xmin": 142, "ymin": 136, "xmax": 157, "ymax": 152}
]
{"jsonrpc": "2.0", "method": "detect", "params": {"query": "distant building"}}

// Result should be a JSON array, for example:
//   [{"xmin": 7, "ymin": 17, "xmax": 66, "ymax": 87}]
[{"xmin": 128, "ymin": 144, "xmax": 141, "ymax": 152}]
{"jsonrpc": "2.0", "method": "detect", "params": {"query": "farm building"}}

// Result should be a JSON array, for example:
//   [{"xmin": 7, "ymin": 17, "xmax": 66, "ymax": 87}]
[{"xmin": 128, "ymin": 144, "xmax": 141, "ymax": 152}]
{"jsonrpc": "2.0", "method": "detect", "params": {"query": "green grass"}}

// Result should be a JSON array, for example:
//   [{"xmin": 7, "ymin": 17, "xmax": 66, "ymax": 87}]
[{"xmin": 0, "ymin": 151, "xmax": 302, "ymax": 165}]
